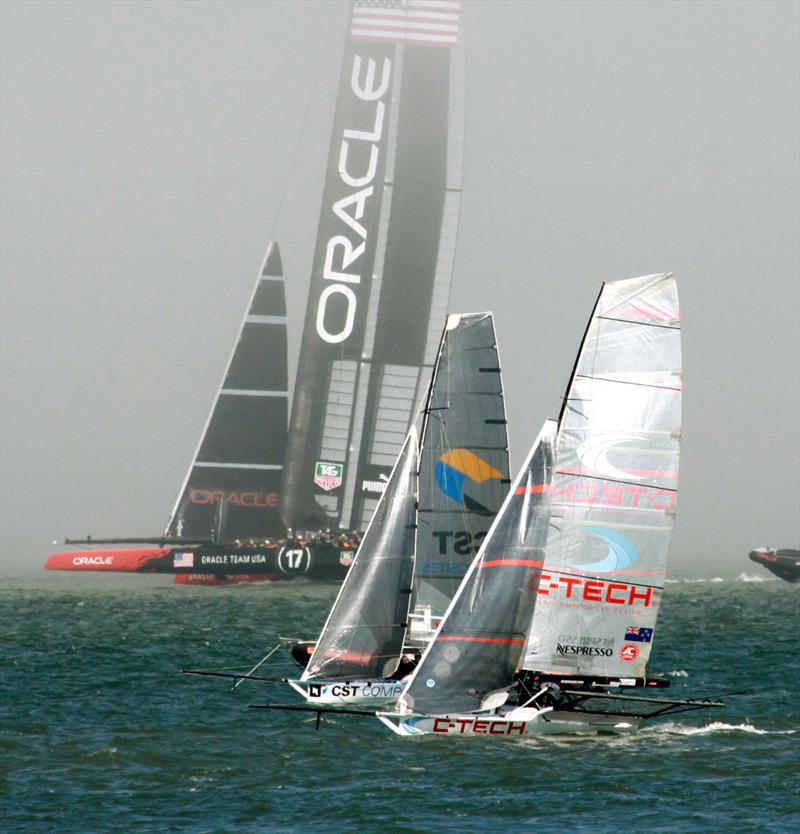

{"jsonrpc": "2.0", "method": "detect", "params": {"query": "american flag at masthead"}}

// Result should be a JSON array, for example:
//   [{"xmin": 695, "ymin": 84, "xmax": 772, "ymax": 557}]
[{"xmin": 351, "ymin": 0, "xmax": 461, "ymax": 48}]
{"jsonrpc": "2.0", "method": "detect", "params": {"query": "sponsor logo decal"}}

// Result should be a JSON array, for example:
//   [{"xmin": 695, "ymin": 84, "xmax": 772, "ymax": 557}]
[
  {"xmin": 277, "ymin": 547, "xmax": 311, "ymax": 574},
  {"xmin": 435, "ymin": 449, "xmax": 505, "ymax": 514},
  {"xmin": 552, "ymin": 480, "xmax": 676, "ymax": 511},
  {"xmin": 315, "ymin": 54, "xmax": 392, "ymax": 345},
  {"xmin": 624, "ymin": 626, "xmax": 653, "ymax": 643},
  {"xmin": 308, "ymin": 682, "xmax": 403, "ymax": 700},
  {"xmin": 431, "ymin": 718, "xmax": 527, "ymax": 736},
  {"xmin": 189, "ymin": 489, "xmax": 278, "ymax": 507},
  {"xmin": 577, "ymin": 435, "xmax": 646, "ymax": 482},
  {"xmin": 536, "ymin": 572, "xmax": 656, "ymax": 608},
  {"xmin": 619, "ymin": 642, "xmax": 640, "ymax": 663},
  {"xmin": 431, "ymin": 530, "xmax": 486, "ymax": 556},
  {"xmin": 556, "ymin": 643, "xmax": 613, "ymax": 657},
  {"xmin": 199, "ymin": 553, "xmax": 271, "ymax": 565},
  {"xmin": 173, "ymin": 552, "xmax": 194, "ymax": 569},
  {"xmin": 72, "ymin": 556, "xmax": 113, "ymax": 566},
  {"xmin": 339, "ymin": 550, "xmax": 355, "ymax": 567},
  {"xmin": 361, "ymin": 472, "xmax": 390, "ymax": 494},
  {"xmin": 314, "ymin": 461, "xmax": 343, "ymax": 491},
  {"xmin": 567, "ymin": 527, "xmax": 638, "ymax": 573}
]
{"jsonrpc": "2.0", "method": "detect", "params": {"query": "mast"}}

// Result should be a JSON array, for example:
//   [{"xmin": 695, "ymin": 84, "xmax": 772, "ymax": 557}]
[
  {"xmin": 165, "ymin": 242, "xmax": 288, "ymax": 542},
  {"xmin": 281, "ymin": 0, "xmax": 465, "ymax": 533}
]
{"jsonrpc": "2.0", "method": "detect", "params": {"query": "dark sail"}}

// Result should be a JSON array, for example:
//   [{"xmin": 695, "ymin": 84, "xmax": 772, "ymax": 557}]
[
  {"xmin": 408, "ymin": 312, "xmax": 510, "ymax": 643},
  {"xmin": 165, "ymin": 242, "xmax": 288, "ymax": 542},
  {"xmin": 398, "ymin": 421, "xmax": 557, "ymax": 716},
  {"xmin": 281, "ymin": 0, "xmax": 465, "ymax": 534},
  {"xmin": 302, "ymin": 429, "xmax": 418, "ymax": 681}
]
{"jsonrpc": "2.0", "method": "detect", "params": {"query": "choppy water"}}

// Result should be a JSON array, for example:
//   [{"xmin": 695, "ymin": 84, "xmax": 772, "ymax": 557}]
[{"xmin": 1, "ymin": 573, "xmax": 797, "ymax": 833}]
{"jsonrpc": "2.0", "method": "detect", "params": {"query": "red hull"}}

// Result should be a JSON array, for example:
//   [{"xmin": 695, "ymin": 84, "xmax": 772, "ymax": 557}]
[{"xmin": 45, "ymin": 548, "xmax": 171, "ymax": 572}]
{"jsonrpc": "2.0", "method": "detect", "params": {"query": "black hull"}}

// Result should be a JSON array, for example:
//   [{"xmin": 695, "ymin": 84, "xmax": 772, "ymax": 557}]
[
  {"xmin": 749, "ymin": 549, "xmax": 800, "ymax": 583},
  {"xmin": 46, "ymin": 541, "xmax": 352, "ymax": 583}
]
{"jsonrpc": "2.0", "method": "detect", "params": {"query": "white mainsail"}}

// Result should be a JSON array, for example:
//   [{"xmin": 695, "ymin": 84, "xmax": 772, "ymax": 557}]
[{"xmin": 522, "ymin": 273, "xmax": 681, "ymax": 678}]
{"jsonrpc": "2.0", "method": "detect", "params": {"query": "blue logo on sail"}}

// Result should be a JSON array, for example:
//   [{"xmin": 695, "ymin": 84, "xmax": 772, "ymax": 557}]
[{"xmin": 571, "ymin": 527, "xmax": 638, "ymax": 572}]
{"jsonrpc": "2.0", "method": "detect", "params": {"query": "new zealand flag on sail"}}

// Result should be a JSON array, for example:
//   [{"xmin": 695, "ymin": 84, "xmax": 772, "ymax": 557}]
[{"xmin": 624, "ymin": 626, "xmax": 654, "ymax": 643}]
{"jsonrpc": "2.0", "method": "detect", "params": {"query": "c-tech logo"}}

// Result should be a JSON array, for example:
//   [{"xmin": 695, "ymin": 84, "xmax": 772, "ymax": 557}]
[
  {"xmin": 567, "ymin": 527, "xmax": 638, "ymax": 573},
  {"xmin": 435, "ymin": 449, "xmax": 505, "ymax": 515}
]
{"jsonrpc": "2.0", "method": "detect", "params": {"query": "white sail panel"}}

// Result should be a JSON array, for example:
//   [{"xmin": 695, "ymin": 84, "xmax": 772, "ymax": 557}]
[{"xmin": 523, "ymin": 274, "xmax": 681, "ymax": 678}]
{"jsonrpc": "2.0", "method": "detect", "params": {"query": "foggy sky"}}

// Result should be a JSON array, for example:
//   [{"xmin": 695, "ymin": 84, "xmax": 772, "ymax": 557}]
[{"xmin": 1, "ymin": 0, "xmax": 798, "ymax": 577}]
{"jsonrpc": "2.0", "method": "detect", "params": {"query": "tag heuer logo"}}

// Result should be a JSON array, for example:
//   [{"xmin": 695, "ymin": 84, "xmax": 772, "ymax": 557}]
[{"xmin": 314, "ymin": 461, "xmax": 343, "ymax": 491}]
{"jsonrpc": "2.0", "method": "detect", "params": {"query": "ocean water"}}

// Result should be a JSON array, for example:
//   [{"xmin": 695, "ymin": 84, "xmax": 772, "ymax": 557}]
[{"xmin": 1, "ymin": 573, "xmax": 797, "ymax": 833}]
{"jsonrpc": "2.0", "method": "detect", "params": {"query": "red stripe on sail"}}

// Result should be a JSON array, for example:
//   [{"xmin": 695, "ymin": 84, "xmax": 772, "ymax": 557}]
[
  {"xmin": 478, "ymin": 559, "xmax": 544, "ymax": 569},
  {"xmin": 514, "ymin": 484, "xmax": 552, "ymax": 495}
]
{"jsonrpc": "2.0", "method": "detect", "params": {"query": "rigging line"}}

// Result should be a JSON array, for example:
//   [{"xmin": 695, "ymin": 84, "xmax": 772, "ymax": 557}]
[
  {"xmin": 596, "ymin": 315, "xmax": 679, "ymax": 330},
  {"xmin": 553, "ymin": 469, "xmax": 678, "ymax": 492},
  {"xmin": 267, "ymin": 1, "xmax": 341, "ymax": 243},
  {"xmin": 572, "ymin": 374, "xmax": 682, "ymax": 392},
  {"xmin": 233, "ymin": 642, "xmax": 283, "ymax": 690}
]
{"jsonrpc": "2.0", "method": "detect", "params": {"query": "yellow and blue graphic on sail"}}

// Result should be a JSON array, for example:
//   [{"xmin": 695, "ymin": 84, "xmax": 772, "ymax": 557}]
[
  {"xmin": 435, "ymin": 449, "xmax": 505, "ymax": 515},
  {"xmin": 568, "ymin": 526, "xmax": 638, "ymax": 572}
]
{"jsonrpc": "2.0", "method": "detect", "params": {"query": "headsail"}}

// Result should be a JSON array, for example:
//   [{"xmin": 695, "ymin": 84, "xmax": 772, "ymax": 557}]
[
  {"xmin": 281, "ymin": 0, "xmax": 466, "ymax": 534},
  {"xmin": 165, "ymin": 242, "xmax": 288, "ymax": 542},
  {"xmin": 522, "ymin": 273, "xmax": 681, "ymax": 678},
  {"xmin": 397, "ymin": 420, "xmax": 557, "ymax": 716},
  {"xmin": 410, "ymin": 312, "xmax": 510, "ymax": 640},
  {"xmin": 301, "ymin": 428, "xmax": 418, "ymax": 682}
]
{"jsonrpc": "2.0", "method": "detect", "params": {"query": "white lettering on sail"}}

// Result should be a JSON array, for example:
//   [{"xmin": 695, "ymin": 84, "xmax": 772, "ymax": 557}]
[
  {"xmin": 317, "ymin": 284, "xmax": 357, "ymax": 344},
  {"xmin": 316, "ymin": 53, "xmax": 392, "ymax": 345},
  {"xmin": 351, "ymin": 55, "xmax": 391, "ymax": 102}
]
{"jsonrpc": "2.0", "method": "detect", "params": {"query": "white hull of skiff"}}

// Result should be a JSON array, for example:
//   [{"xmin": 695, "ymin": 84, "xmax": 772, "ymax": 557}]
[
  {"xmin": 287, "ymin": 678, "xmax": 405, "ymax": 706},
  {"xmin": 376, "ymin": 706, "xmax": 642, "ymax": 737}
]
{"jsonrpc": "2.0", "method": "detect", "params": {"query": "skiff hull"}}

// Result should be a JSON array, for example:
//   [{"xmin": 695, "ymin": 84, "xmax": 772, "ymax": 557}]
[{"xmin": 377, "ymin": 707, "xmax": 642, "ymax": 737}]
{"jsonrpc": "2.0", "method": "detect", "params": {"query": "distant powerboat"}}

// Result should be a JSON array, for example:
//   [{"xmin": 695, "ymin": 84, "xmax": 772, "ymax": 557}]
[{"xmin": 749, "ymin": 548, "xmax": 800, "ymax": 583}]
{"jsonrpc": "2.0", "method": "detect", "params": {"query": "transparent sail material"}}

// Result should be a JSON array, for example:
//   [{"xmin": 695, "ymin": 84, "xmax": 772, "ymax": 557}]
[
  {"xmin": 302, "ymin": 429, "xmax": 418, "ymax": 681},
  {"xmin": 397, "ymin": 421, "xmax": 556, "ymax": 715},
  {"xmin": 523, "ymin": 274, "xmax": 681, "ymax": 678}
]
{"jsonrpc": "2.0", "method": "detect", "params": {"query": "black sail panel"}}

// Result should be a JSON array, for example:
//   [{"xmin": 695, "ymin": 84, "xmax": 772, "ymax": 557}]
[
  {"xmin": 398, "ymin": 420, "xmax": 556, "ymax": 716},
  {"xmin": 281, "ymin": 0, "xmax": 465, "ymax": 534},
  {"xmin": 302, "ymin": 429, "xmax": 418, "ymax": 681},
  {"xmin": 165, "ymin": 242, "xmax": 288, "ymax": 542}
]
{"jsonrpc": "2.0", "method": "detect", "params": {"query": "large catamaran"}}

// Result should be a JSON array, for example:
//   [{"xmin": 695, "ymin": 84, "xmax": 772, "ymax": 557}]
[{"xmin": 44, "ymin": 1, "xmax": 466, "ymax": 583}]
